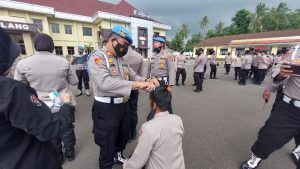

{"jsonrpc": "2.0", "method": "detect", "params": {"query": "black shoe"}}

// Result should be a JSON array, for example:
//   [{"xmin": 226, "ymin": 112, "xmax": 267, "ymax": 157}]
[
  {"xmin": 240, "ymin": 154, "xmax": 262, "ymax": 169},
  {"xmin": 203, "ymin": 77, "xmax": 206, "ymax": 79},
  {"xmin": 65, "ymin": 148, "xmax": 75, "ymax": 161},
  {"xmin": 191, "ymin": 84, "xmax": 196, "ymax": 86},
  {"xmin": 291, "ymin": 145, "xmax": 300, "ymax": 165},
  {"xmin": 193, "ymin": 89, "xmax": 200, "ymax": 93},
  {"xmin": 175, "ymin": 83, "xmax": 180, "ymax": 86},
  {"xmin": 114, "ymin": 151, "xmax": 127, "ymax": 165},
  {"xmin": 182, "ymin": 82, "xmax": 185, "ymax": 86},
  {"xmin": 240, "ymin": 161, "xmax": 261, "ymax": 169},
  {"xmin": 213, "ymin": 77, "xmax": 218, "ymax": 79},
  {"xmin": 234, "ymin": 78, "xmax": 237, "ymax": 80},
  {"xmin": 210, "ymin": 77, "xmax": 213, "ymax": 79}
]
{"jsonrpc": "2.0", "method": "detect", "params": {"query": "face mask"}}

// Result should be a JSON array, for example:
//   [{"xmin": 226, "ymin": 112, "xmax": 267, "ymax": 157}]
[
  {"xmin": 113, "ymin": 40, "xmax": 128, "ymax": 57},
  {"xmin": 153, "ymin": 47, "xmax": 162, "ymax": 54}
]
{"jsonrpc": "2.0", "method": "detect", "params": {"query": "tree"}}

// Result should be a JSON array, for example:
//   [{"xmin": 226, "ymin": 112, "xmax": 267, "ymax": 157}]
[
  {"xmin": 167, "ymin": 23, "xmax": 190, "ymax": 51},
  {"xmin": 287, "ymin": 9, "xmax": 300, "ymax": 28},
  {"xmin": 215, "ymin": 22, "xmax": 225, "ymax": 36},
  {"xmin": 249, "ymin": 2, "xmax": 269, "ymax": 33},
  {"xmin": 185, "ymin": 33, "xmax": 204, "ymax": 51},
  {"xmin": 200, "ymin": 16, "xmax": 210, "ymax": 29},
  {"xmin": 232, "ymin": 9, "xmax": 253, "ymax": 34},
  {"xmin": 206, "ymin": 30, "xmax": 217, "ymax": 38},
  {"xmin": 262, "ymin": 3, "xmax": 290, "ymax": 31}
]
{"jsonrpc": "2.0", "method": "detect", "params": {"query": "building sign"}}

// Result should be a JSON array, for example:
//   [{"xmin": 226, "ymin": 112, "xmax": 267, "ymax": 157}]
[
  {"xmin": 133, "ymin": 10, "xmax": 151, "ymax": 20},
  {"xmin": 0, "ymin": 20, "xmax": 39, "ymax": 32}
]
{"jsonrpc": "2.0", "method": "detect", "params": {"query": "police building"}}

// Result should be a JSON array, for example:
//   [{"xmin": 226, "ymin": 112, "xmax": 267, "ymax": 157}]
[{"xmin": 0, "ymin": 0, "xmax": 171, "ymax": 58}]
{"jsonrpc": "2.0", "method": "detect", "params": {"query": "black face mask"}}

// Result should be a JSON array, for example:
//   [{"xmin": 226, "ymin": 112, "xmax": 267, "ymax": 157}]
[
  {"xmin": 113, "ymin": 40, "xmax": 128, "ymax": 57},
  {"xmin": 153, "ymin": 47, "xmax": 162, "ymax": 54}
]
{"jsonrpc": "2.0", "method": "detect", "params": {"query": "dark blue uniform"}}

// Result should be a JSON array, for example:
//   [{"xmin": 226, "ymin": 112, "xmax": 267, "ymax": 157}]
[{"xmin": 0, "ymin": 77, "xmax": 73, "ymax": 169}]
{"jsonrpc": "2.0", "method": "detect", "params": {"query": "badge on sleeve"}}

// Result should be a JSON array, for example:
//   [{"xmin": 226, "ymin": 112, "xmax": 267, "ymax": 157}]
[
  {"xmin": 30, "ymin": 95, "xmax": 42, "ymax": 107},
  {"xmin": 95, "ymin": 57, "xmax": 103, "ymax": 65}
]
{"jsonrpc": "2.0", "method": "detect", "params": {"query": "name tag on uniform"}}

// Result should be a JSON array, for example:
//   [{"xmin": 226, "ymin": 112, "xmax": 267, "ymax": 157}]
[{"xmin": 110, "ymin": 65, "xmax": 118, "ymax": 76}]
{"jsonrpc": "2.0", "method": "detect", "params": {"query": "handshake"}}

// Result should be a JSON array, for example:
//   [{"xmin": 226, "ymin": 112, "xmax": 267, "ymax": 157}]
[{"xmin": 133, "ymin": 78, "xmax": 160, "ymax": 92}]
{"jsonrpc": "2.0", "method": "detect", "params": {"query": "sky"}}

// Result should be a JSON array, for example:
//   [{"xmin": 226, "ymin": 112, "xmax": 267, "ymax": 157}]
[{"xmin": 101, "ymin": 0, "xmax": 299, "ymax": 39}]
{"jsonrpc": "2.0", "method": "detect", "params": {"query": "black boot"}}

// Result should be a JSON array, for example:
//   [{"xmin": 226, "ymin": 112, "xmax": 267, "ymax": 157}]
[{"xmin": 65, "ymin": 147, "xmax": 75, "ymax": 161}]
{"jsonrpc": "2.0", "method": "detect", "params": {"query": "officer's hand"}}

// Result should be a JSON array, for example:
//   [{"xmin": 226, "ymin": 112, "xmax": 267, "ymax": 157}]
[
  {"xmin": 60, "ymin": 93, "xmax": 72, "ymax": 104},
  {"xmin": 262, "ymin": 90, "xmax": 271, "ymax": 100},
  {"xmin": 150, "ymin": 78, "xmax": 160, "ymax": 87},
  {"xmin": 167, "ymin": 86, "xmax": 172, "ymax": 92},
  {"xmin": 279, "ymin": 61, "xmax": 293, "ymax": 79}
]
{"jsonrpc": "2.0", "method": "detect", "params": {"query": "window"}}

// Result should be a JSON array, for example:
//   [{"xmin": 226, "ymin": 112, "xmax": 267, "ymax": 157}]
[
  {"xmin": 139, "ymin": 29, "xmax": 147, "ymax": 38},
  {"xmin": 220, "ymin": 49, "xmax": 228, "ymax": 55},
  {"xmin": 32, "ymin": 19, "xmax": 43, "ymax": 31},
  {"xmin": 206, "ymin": 48, "xmax": 214, "ymax": 55},
  {"xmin": 154, "ymin": 32, "xmax": 160, "ymax": 37},
  {"xmin": 55, "ymin": 46, "xmax": 63, "ymax": 55},
  {"xmin": 83, "ymin": 27, "xmax": 92, "ymax": 36},
  {"xmin": 67, "ymin": 47, "xmax": 74, "ymax": 55},
  {"xmin": 51, "ymin": 23, "xmax": 60, "ymax": 33},
  {"xmin": 65, "ymin": 25, "xmax": 72, "ymax": 34},
  {"xmin": 235, "ymin": 48, "xmax": 245, "ymax": 55}
]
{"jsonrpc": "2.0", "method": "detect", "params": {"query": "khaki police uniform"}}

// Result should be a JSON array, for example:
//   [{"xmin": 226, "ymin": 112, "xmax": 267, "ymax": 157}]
[
  {"xmin": 193, "ymin": 54, "xmax": 208, "ymax": 91},
  {"xmin": 209, "ymin": 55, "xmax": 217, "ymax": 79},
  {"xmin": 224, "ymin": 54, "xmax": 233, "ymax": 74},
  {"xmin": 255, "ymin": 54, "xmax": 270, "ymax": 84},
  {"xmin": 147, "ymin": 49, "xmax": 175, "ymax": 120},
  {"xmin": 124, "ymin": 47, "xmax": 144, "ymax": 139},
  {"xmin": 175, "ymin": 54, "xmax": 187, "ymax": 85},
  {"xmin": 123, "ymin": 111, "xmax": 185, "ymax": 169},
  {"xmin": 249, "ymin": 65, "xmax": 300, "ymax": 163},
  {"xmin": 14, "ymin": 51, "xmax": 78, "ymax": 162},
  {"xmin": 234, "ymin": 56, "xmax": 242, "ymax": 80},
  {"xmin": 239, "ymin": 55, "xmax": 253, "ymax": 85},
  {"xmin": 88, "ymin": 48, "xmax": 146, "ymax": 169}
]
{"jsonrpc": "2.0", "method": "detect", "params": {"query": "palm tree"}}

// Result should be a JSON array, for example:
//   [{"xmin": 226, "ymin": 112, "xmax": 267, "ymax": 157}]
[
  {"xmin": 215, "ymin": 22, "xmax": 224, "ymax": 35},
  {"xmin": 179, "ymin": 23, "xmax": 190, "ymax": 39},
  {"xmin": 249, "ymin": 2, "xmax": 269, "ymax": 33},
  {"xmin": 200, "ymin": 16, "xmax": 210, "ymax": 29}
]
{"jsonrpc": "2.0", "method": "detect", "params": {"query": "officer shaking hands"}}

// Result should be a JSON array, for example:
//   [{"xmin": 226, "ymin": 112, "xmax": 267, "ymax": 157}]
[{"xmin": 87, "ymin": 25, "xmax": 159, "ymax": 169}]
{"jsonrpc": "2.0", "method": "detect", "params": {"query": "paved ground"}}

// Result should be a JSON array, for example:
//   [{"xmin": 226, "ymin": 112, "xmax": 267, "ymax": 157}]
[{"xmin": 64, "ymin": 60, "xmax": 295, "ymax": 169}]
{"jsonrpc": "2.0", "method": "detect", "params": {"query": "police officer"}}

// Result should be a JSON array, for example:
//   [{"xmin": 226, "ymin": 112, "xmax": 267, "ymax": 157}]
[
  {"xmin": 193, "ymin": 48, "xmax": 207, "ymax": 92},
  {"xmin": 241, "ymin": 44, "xmax": 300, "ymax": 169},
  {"xmin": 14, "ymin": 33, "xmax": 78, "ymax": 163},
  {"xmin": 0, "ymin": 27, "xmax": 74, "ymax": 169},
  {"xmin": 234, "ymin": 52, "xmax": 242, "ymax": 80},
  {"xmin": 147, "ymin": 36, "xmax": 176, "ymax": 120},
  {"xmin": 87, "ymin": 25, "xmax": 158, "ymax": 169},
  {"xmin": 175, "ymin": 50, "xmax": 187, "ymax": 86},
  {"xmin": 224, "ymin": 52, "xmax": 232, "ymax": 75},
  {"xmin": 239, "ymin": 50, "xmax": 253, "ymax": 85},
  {"xmin": 209, "ymin": 50, "xmax": 217, "ymax": 79},
  {"xmin": 124, "ymin": 45, "xmax": 144, "ymax": 140},
  {"xmin": 253, "ymin": 51, "xmax": 270, "ymax": 85},
  {"xmin": 71, "ymin": 45, "xmax": 90, "ymax": 96},
  {"xmin": 123, "ymin": 87, "xmax": 185, "ymax": 169}
]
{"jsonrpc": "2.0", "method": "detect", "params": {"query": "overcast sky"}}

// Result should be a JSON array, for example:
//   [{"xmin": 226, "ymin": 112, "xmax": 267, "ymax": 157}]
[{"xmin": 101, "ymin": 0, "xmax": 299, "ymax": 39}]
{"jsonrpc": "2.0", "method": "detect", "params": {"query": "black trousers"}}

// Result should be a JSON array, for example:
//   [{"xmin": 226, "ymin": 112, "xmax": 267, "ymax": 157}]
[
  {"xmin": 251, "ymin": 99, "xmax": 300, "ymax": 162},
  {"xmin": 249, "ymin": 66, "xmax": 256, "ymax": 79},
  {"xmin": 76, "ymin": 69, "xmax": 90, "ymax": 90},
  {"xmin": 210, "ymin": 64, "xmax": 217, "ymax": 78},
  {"xmin": 176, "ymin": 68, "xmax": 186, "ymax": 84},
  {"xmin": 239, "ymin": 69, "xmax": 250, "ymax": 84},
  {"xmin": 92, "ymin": 100, "xmax": 130, "ymax": 169},
  {"xmin": 193, "ymin": 72, "xmax": 203, "ymax": 90},
  {"xmin": 225, "ymin": 64, "xmax": 231, "ymax": 74},
  {"xmin": 234, "ymin": 67, "xmax": 241, "ymax": 80},
  {"xmin": 128, "ymin": 90, "xmax": 139, "ymax": 137},
  {"xmin": 204, "ymin": 64, "xmax": 207, "ymax": 76},
  {"xmin": 256, "ymin": 69, "xmax": 267, "ymax": 84}
]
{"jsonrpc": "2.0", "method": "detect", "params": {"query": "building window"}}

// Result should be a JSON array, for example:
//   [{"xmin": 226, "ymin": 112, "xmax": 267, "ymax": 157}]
[
  {"xmin": 83, "ymin": 27, "xmax": 92, "ymax": 36},
  {"xmin": 206, "ymin": 48, "xmax": 214, "ymax": 55},
  {"xmin": 67, "ymin": 47, "xmax": 75, "ymax": 55},
  {"xmin": 51, "ymin": 23, "xmax": 60, "ymax": 33},
  {"xmin": 220, "ymin": 49, "xmax": 228, "ymax": 55},
  {"xmin": 55, "ymin": 46, "xmax": 63, "ymax": 55},
  {"xmin": 154, "ymin": 32, "xmax": 160, "ymax": 37},
  {"xmin": 64, "ymin": 25, "xmax": 72, "ymax": 34},
  {"xmin": 235, "ymin": 48, "xmax": 245, "ymax": 55},
  {"xmin": 32, "ymin": 19, "xmax": 43, "ymax": 31}
]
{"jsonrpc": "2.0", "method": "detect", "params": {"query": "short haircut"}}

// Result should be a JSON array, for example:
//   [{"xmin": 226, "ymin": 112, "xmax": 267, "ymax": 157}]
[
  {"xmin": 150, "ymin": 87, "xmax": 171, "ymax": 111},
  {"xmin": 34, "ymin": 33, "xmax": 54, "ymax": 53},
  {"xmin": 245, "ymin": 50, "xmax": 250, "ymax": 54}
]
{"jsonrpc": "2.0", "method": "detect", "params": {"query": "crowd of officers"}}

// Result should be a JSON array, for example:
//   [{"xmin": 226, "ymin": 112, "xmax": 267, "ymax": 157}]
[{"xmin": 1, "ymin": 23, "xmax": 300, "ymax": 169}]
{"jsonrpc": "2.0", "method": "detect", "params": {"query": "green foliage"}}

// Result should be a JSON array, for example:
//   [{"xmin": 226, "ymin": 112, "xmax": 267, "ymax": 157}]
[
  {"xmin": 185, "ymin": 33, "xmax": 204, "ymax": 51},
  {"xmin": 232, "ymin": 9, "xmax": 253, "ymax": 34},
  {"xmin": 167, "ymin": 23, "xmax": 190, "ymax": 51}
]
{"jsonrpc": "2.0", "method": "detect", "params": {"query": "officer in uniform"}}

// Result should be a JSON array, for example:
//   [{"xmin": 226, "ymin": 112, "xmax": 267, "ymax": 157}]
[
  {"xmin": 14, "ymin": 33, "xmax": 78, "ymax": 163},
  {"xmin": 209, "ymin": 50, "xmax": 217, "ymax": 79},
  {"xmin": 0, "ymin": 27, "xmax": 74, "ymax": 169},
  {"xmin": 123, "ymin": 87, "xmax": 185, "ymax": 169},
  {"xmin": 239, "ymin": 50, "xmax": 253, "ymax": 85},
  {"xmin": 241, "ymin": 44, "xmax": 300, "ymax": 169},
  {"xmin": 71, "ymin": 45, "xmax": 90, "ymax": 96},
  {"xmin": 147, "ymin": 36, "xmax": 176, "ymax": 120},
  {"xmin": 253, "ymin": 51, "xmax": 269, "ymax": 85},
  {"xmin": 175, "ymin": 50, "xmax": 187, "ymax": 86},
  {"xmin": 124, "ymin": 45, "xmax": 144, "ymax": 140},
  {"xmin": 87, "ymin": 25, "xmax": 158, "ymax": 169},
  {"xmin": 193, "ymin": 48, "xmax": 207, "ymax": 92},
  {"xmin": 224, "ymin": 52, "xmax": 232, "ymax": 75}
]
